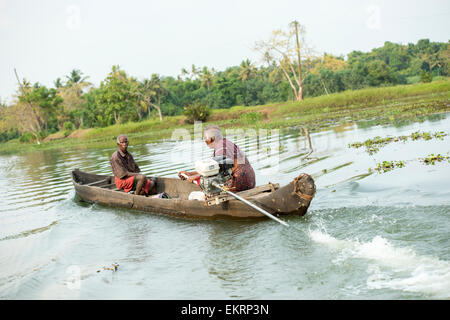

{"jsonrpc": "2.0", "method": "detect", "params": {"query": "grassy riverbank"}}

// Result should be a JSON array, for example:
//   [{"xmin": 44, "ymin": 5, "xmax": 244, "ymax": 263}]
[{"xmin": 1, "ymin": 79, "xmax": 449, "ymax": 155}]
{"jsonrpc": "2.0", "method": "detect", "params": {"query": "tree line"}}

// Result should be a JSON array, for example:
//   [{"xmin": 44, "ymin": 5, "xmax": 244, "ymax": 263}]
[{"xmin": 0, "ymin": 22, "xmax": 448, "ymax": 144}]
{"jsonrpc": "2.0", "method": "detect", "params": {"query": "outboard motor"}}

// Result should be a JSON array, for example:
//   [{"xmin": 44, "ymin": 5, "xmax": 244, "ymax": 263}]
[
  {"xmin": 190, "ymin": 156, "xmax": 290, "ymax": 227},
  {"xmin": 195, "ymin": 156, "xmax": 234, "ymax": 196}
]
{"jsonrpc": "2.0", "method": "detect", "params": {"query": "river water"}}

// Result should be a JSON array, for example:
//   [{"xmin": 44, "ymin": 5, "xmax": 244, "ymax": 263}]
[{"xmin": 0, "ymin": 114, "xmax": 449, "ymax": 299}]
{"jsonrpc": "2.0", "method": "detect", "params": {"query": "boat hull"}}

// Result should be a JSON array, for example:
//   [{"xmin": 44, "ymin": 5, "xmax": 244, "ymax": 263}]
[{"xmin": 71, "ymin": 169, "xmax": 316, "ymax": 219}]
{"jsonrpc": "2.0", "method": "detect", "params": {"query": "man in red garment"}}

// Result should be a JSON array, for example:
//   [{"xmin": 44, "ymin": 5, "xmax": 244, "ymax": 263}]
[{"xmin": 110, "ymin": 134, "xmax": 155, "ymax": 196}]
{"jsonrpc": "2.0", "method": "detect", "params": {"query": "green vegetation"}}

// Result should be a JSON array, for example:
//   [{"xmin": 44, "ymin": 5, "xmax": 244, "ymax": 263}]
[
  {"xmin": 375, "ymin": 160, "xmax": 406, "ymax": 173},
  {"xmin": 349, "ymin": 130, "xmax": 448, "ymax": 154},
  {"xmin": 183, "ymin": 101, "xmax": 212, "ymax": 124},
  {"xmin": 372, "ymin": 153, "xmax": 450, "ymax": 173},
  {"xmin": 1, "ymin": 37, "xmax": 448, "ymax": 145},
  {"xmin": 421, "ymin": 153, "xmax": 450, "ymax": 165},
  {"xmin": 350, "ymin": 136, "xmax": 404, "ymax": 155},
  {"xmin": 1, "ymin": 79, "xmax": 449, "ymax": 155}
]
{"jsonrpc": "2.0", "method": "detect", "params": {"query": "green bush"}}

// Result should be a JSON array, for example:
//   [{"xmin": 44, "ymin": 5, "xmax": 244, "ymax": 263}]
[
  {"xmin": 241, "ymin": 111, "xmax": 263, "ymax": 123},
  {"xmin": 19, "ymin": 132, "xmax": 36, "ymax": 143},
  {"xmin": 420, "ymin": 71, "xmax": 432, "ymax": 83},
  {"xmin": 0, "ymin": 129, "xmax": 19, "ymax": 143},
  {"xmin": 406, "ymin": 76, "xmax": 420, "ymax": 84},
  {"xmin": 62, "ymin": 121, "xmax": 75, "ymax": 137},
  {"xmin": 63, "ymin": 121, "xmax": 74, "ymax": 131},
  {"xmin": 183, "ymin": 101, "xmax": 211, "ymax": 124}
]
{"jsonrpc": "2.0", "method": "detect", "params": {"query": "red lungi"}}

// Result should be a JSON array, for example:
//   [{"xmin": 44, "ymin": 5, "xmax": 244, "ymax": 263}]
[{"xmin": 115, "ymin": 176, "xmax": 151, "ymax": 195}]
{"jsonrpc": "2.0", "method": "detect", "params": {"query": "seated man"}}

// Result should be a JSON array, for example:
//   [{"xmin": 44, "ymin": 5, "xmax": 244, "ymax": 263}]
[
  {"xmin": 179, "ymin": 125, "xmax": 255, "ymax": 193},
  {"xmin": 110, "ymin": 134, "xmax": 155, "ymax": 196}
]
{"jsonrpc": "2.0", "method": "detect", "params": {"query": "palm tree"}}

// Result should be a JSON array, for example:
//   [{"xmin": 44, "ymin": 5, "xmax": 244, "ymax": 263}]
[
  {"xmin": 54, "ymin": 78, "xmax": 63, "ymax": 88},
  {"xmin": 55, "ymin": 70, "xmax": 91, "ymax": 128},
  {"xmin": 190, "ymin": 64, "xmax": 199, "ymax": 80},
  {"xmin": 180, "ymin": 67, "xmax": 189, "ymax": 80},
  {"xmin": 65, "ymin": 69, "xmax": 89, "ymax": 85},
  {"xmin": 64, "ymin": 69, "xmax": 91, "ymax": 97},
  {"xmin": 239, "ymin": 59, "xmax": 256, "ymax": 82},
  {"xmin": 139, "ymin": 74, "xmax": 167, "ymax": 121},
  {"xmin": 199, "ymin": 67, "xmax": 215, "ymax": 90}
]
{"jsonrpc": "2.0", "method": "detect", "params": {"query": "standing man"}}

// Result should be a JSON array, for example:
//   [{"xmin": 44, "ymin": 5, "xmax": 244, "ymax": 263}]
[{"xmin": 110, "ymin": 134, "xmax": 155, "ymax": 196}]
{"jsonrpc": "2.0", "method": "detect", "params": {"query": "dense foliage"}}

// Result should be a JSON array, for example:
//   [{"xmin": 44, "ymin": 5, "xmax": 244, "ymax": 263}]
[{"xmin": 0, "ymin": 38, "xmax": 448, "ymax": 143}]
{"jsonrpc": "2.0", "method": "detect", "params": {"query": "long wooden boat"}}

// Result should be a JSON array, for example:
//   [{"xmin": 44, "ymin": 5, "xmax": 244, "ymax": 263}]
[{"xmin": 71, "ymin": 169, "xmax": 316, "ymax": 220}]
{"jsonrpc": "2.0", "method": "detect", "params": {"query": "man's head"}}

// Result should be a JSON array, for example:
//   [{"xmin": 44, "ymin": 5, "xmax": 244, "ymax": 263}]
[
  {"xmin": 203, "ymin": 125, "xmax": 222, "ymax": 149},
  {"xmin": 117, "ymin": 134, "xmax": 129, "ymax": 153}
]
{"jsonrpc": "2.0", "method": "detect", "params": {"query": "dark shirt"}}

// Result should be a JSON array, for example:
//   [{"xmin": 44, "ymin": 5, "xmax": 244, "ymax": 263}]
[
  {"xmin": 213, "ymin": 138, "xmax": 255, "ymax": 191},
  {"xmin": 110, "ymin": 149, "xmax": 140, "ymax": 179}
]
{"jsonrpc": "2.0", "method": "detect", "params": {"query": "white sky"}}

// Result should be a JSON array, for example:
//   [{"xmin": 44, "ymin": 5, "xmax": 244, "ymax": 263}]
[{"xmin": 0, "ymin": 0, "xmax": 449, "ymax": 103}]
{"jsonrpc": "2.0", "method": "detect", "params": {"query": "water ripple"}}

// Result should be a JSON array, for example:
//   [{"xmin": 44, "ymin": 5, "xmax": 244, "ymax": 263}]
[{"xmin": 1, "ymin": 115, "xmax": 450, "ymax": 299}]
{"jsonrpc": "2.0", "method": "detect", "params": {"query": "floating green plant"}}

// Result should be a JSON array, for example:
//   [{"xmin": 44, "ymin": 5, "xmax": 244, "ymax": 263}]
[
  {"xmin": 421, "ymin": 153, "xmax": 449, "ymax": 165},
  {"xmin": 433, "ymin": 131, "xmax": 447, "ymax": 139},
  {"xmin": 349, "ymin": 130, "xmax": 447, "ymax": 154},
  {"xmin": 372, "ymin": 153, "xmax": 450, "ymax": 173},
  {"xmin": 394, "ymin": 160, "xmax": 406, "ymax": 168},
  {"xmin": 374, "ymin": 160, "xmax": 406, "ymax": 173},
  {"xmin": 410, "ymin": 130, "xmax": 431, "ymax": 140},
  {"xmin": 349, "ymin": 136, "xmax": 395, "ymax": 155}
]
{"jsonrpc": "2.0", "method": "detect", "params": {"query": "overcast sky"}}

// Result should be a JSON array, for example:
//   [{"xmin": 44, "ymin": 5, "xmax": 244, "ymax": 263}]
[{"xmin": 1, "ymin": 0, "xmax": 449, "ymax": 103}]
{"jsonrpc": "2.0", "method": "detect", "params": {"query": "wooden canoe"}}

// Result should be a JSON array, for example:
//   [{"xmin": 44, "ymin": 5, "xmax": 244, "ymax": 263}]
[{"xmin": 71, "ymin": 169, "xmax": 316, "ymax": 220}]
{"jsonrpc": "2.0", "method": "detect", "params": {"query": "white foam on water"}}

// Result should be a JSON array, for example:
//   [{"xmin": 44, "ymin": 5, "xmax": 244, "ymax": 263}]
[{"xmin": 309, "ymin": 229, "xmax": 450, "ymax": 299}]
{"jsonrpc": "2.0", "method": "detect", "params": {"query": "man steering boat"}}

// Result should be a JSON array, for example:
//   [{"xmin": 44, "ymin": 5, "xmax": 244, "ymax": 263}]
[{"xmin": 178, "ymin": 125, "xmax": 255, "ymax": 193}]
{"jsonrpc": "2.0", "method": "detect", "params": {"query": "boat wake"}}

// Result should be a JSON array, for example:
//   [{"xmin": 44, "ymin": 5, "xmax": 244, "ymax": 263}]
[{"xmin": 309, "ymin": 228, "xmax": 450, "ymax": 299}]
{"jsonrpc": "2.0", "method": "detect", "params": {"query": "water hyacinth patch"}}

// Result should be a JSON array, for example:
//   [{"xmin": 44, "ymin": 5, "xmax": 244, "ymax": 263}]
[
  {"xmin": 349, "ymin": 131, "xmax": 447, "ymax": 154},
  {"xmin": 374, "ymin": 160, "xmax": 406, "ymax": 173},
  {"xmin": 349, "ymin": 136, "xmax": 401, "ymax": 155},
  {"xmin": 372, "ymin": 153, "xmax": 449, "ymax": 173},
  {"xmin": 410, "ymin": 131, "xmax": 431, "ymax": 140},
  {"xmin": 433, "ymin": 131, "xmax": 447, "ymax": 139},
  {"xmin": 421, "ymin": 153, "xmax": 449, "ymax": 165}
]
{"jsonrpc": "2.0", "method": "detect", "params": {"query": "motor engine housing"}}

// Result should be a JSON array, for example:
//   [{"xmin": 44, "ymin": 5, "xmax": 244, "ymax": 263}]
[{"xmin": 196, "ymin": 156, "xmax": 234, "ymax": 195}]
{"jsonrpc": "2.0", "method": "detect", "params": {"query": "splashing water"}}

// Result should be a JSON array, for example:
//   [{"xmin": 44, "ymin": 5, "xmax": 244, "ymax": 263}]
[{"xmin": 309, "ymin": 229, "xmax": 450, "ymax": 299}]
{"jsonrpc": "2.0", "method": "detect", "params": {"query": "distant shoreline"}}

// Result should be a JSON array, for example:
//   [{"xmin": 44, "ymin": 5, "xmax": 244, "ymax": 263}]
[{"xmin": 1, "ymin": 80, "xmax": 449, "ymax": 156}]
